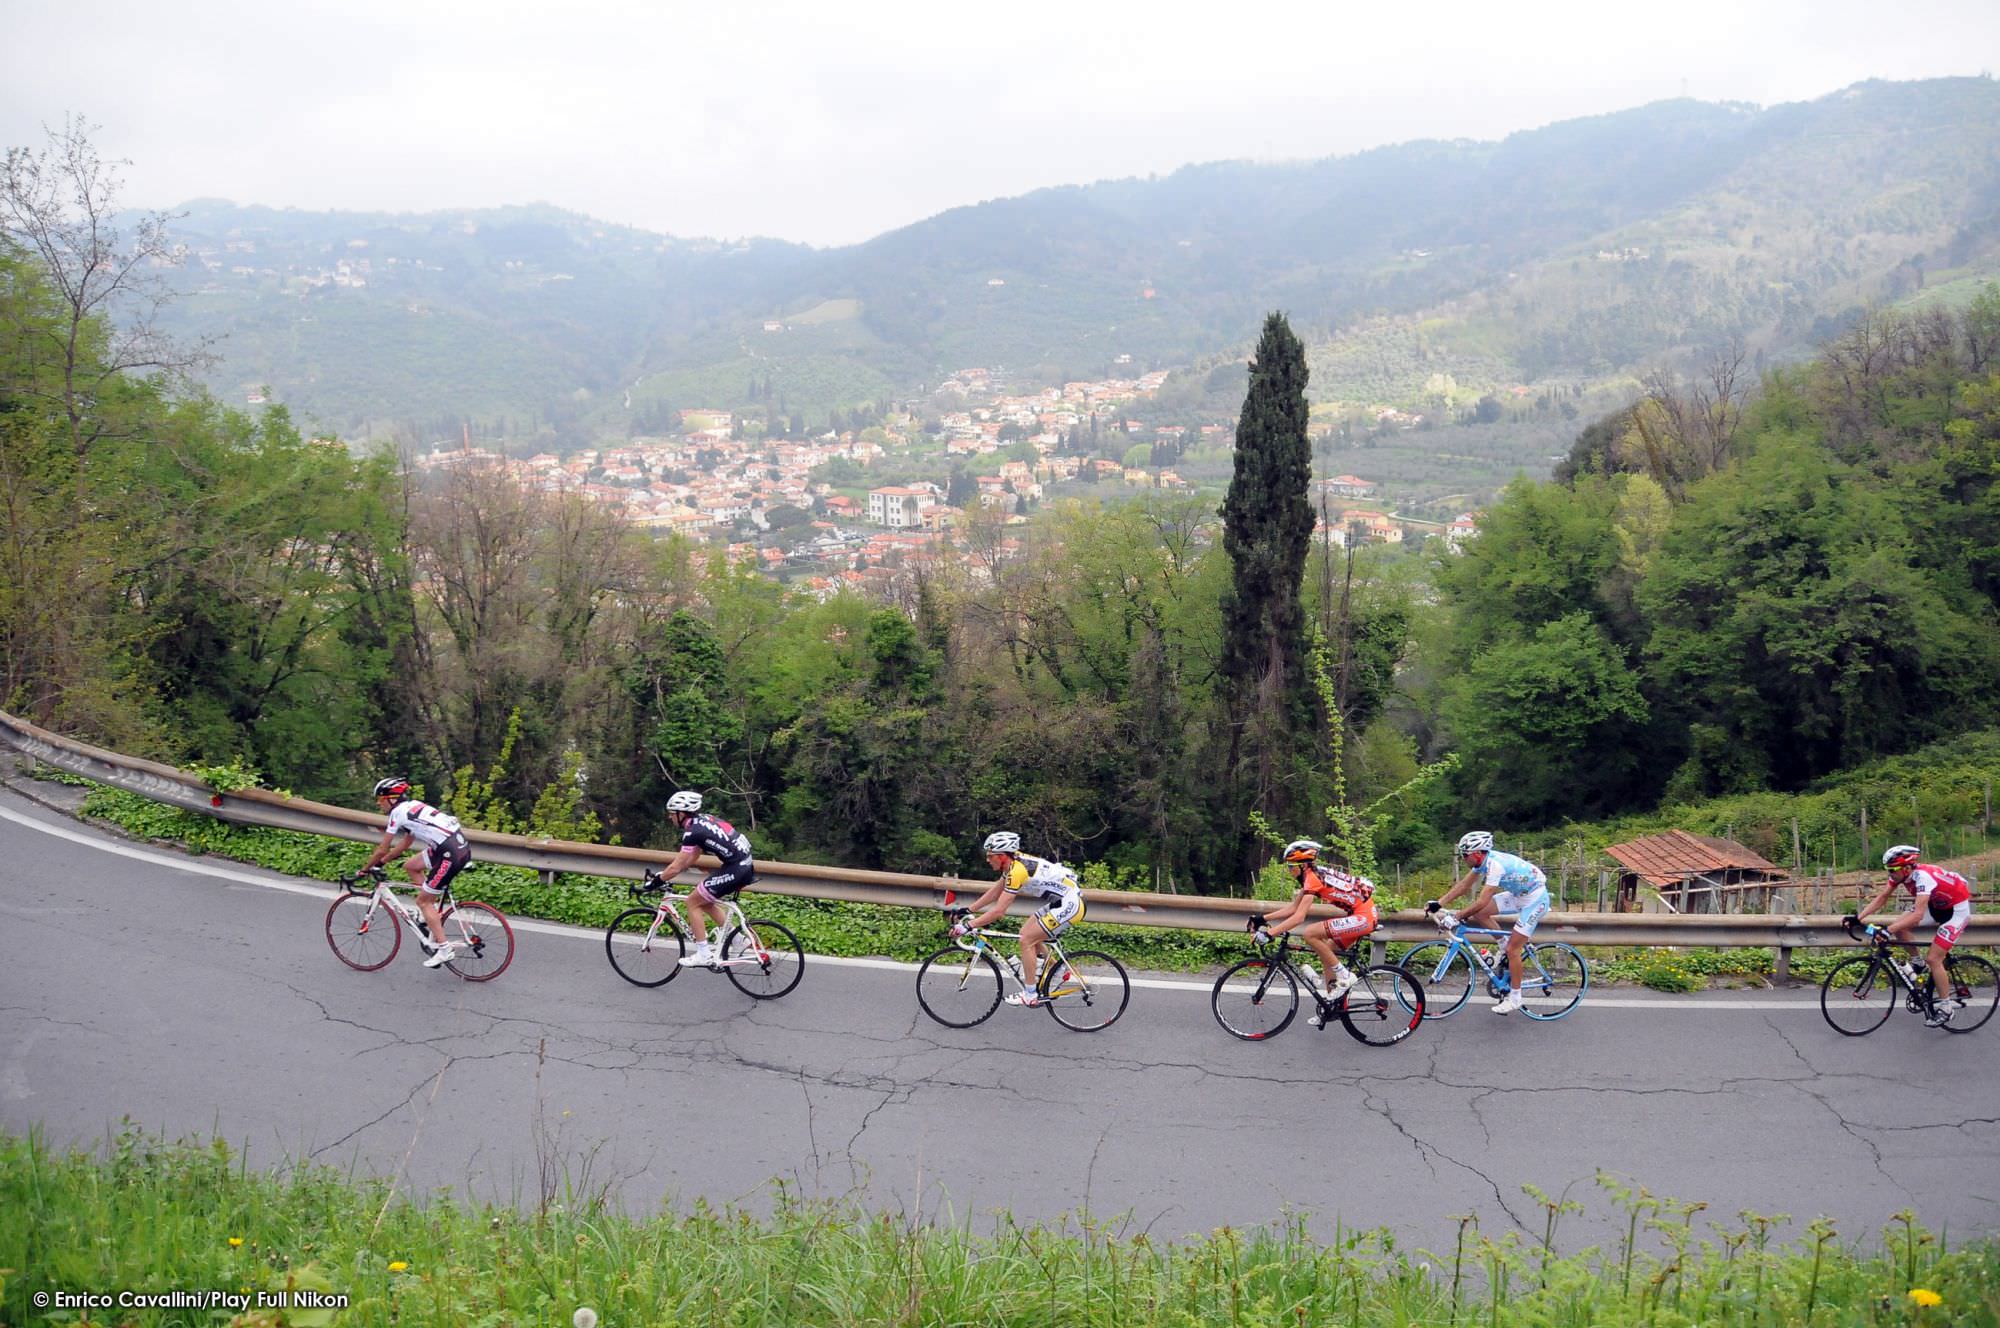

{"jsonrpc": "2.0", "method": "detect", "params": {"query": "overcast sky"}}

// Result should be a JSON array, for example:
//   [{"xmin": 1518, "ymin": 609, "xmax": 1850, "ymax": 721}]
[{"xmin": 4, "ymin": 0, "xmax": 1997, "ymax": 248}]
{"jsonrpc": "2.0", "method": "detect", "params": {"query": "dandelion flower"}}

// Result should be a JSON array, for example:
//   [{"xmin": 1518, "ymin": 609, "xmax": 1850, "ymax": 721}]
[
  {"xmin": 1910, "ymin": 1288, "xmax": 1943, "ymax": 1308},
  {"xmin": 388, "ymin": 1262, "xmax": 409, "ymax": 1273},
  {"xmin": 228, "ymin": 1237, "xmax": 244, "ymax": 1248},
  {"xmin": 574, "ymin": 1310, "xmax": 599, "ymax": 1328}
]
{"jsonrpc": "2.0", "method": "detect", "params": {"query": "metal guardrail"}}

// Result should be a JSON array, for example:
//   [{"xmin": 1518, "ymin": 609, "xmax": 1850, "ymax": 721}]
[{"xmin": 4, "ymin": 707, "xmax": 1993, "ymax": 978}]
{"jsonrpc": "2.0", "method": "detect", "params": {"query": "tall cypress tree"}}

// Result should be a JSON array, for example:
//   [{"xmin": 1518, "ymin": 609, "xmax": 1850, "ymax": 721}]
[{"xmin": 1215, "ymin": 312, "xmax": 1316, "ymax": 886}]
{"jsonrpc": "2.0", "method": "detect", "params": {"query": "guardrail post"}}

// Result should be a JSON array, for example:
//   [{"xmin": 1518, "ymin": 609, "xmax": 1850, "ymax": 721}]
[
  {"xmin": 540, "ymin": 870, "xmax": 556, "ymax": 889},
  {"xmin": 1370, "ymin": 938, "xmax": 1385, "ymax": 966},
  {"xmin": 1775, "ymin": 944, "xmax": 1792, "ymax": 984}
]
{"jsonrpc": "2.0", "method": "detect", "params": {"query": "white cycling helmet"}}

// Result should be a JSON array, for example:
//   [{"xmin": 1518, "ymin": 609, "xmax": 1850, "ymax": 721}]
[
  {"xmin": 1282, "ymin": 839, "xmax": 1321, "ymax": 865},
  {"xmin": 982, "ymin": 830, "xmax": 1020, "ymax": 856},
  {"xmin": 1456, "ymin": 830, "xmax": 1494, "ymax": 856},
  {"xmin": 666, "ymin": 790, "xmax": 702, "ymax": 814},
  {"xmin": 1883, "ymin": 844, "xmax": 1921, "ymax": 870}
]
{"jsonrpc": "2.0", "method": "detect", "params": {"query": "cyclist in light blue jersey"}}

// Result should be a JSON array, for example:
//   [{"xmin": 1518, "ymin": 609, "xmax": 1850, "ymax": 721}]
[{"xmin": 1430, "ymin": 830, "xmax": 1551, "ymax": 1015}]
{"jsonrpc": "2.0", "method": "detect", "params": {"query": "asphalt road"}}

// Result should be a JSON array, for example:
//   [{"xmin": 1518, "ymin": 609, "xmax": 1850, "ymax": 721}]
[{"xmin": 2, "ymin": 786, "xmax": 1995, "ymax": 1254}]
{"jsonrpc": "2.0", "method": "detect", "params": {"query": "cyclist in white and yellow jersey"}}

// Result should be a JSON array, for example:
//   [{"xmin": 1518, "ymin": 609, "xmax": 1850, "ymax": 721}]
[{"xmin": 953, "ymin": 831, "xmax": 1085, "ymax": 1007}]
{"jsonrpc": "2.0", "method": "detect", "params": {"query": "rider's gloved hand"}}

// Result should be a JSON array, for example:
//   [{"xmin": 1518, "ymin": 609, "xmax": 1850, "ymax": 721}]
[
  {"xmin": 1842, "ymin": 913, "xmax": 1860, "ymax": 928},
  {"xmin": 1246, "ymin": 913, "xmax": 1268, "ymax": 932},
  {"xmin": 1254, "ymin": 928, "xmax": 1273, "ymax": 945},
  {"xmin": 364, "ymin": 865, "xmax": 386, "ymax": 880},
  {"xmin": 949, "ymin": 921, "xmax": 969, "ymax": 939},
  {"xmin": 1424, "ymin": 899, "xmax": 1441, "ymax": 914}
]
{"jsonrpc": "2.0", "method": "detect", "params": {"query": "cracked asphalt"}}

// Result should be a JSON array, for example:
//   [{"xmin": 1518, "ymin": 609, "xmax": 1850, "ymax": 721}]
[{"xmin": 2, "ymin": 787, "xmax": 1996, "ymax": 1251}]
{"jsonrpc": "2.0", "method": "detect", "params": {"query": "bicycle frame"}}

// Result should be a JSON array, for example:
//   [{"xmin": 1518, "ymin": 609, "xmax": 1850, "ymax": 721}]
[
  {"xmin": 352, "ymin": 875, "xmax": 452, "ymax": 940},
  {"xmin": 950, "ymin": 927, "xmax": 1087, "ymax": 996},
  {"xmin": 627, "ymin": 886, "xmax": 774, "ymax": 969},
  {"xmin": 1423, "ymin": 922, "xmax": 1521, "ymax": 987},
  {"xmin": 1253, "ymin": 934, "xmax": 1360, "ymax": 1014}
]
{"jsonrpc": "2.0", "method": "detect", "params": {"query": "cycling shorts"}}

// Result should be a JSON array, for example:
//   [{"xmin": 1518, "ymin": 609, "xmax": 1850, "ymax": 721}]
[
  {"xmin": 1322, "ymin": 900, "xmax": 1378, "ymax": 950},
  {"xmin": 1932, "ymin": 898, "xmax": 1972, "ymax": 951},
  {"xmin": 692, "ymin": 860, "xmax": 756, "ymax": 904},
  {"xmin": 418, "ymin": 834, "xmax": 472, "ymax": 895},
  {"xmin": 1035, "ymin": 892, "xmax": 1085, "ymax": 938},
  {"xmin": 1498, "ymin": 886, "xmax": 1550, "ymax": 938}
]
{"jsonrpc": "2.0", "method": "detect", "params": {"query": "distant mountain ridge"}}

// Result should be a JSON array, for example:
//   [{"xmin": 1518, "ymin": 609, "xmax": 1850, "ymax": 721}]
[{"xmin": 149, "ymin": 77, "xmax": 2000, "ymax": 440}]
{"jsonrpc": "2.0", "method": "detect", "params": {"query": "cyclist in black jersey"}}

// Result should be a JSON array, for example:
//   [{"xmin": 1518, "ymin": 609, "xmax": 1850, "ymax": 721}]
[{"xmin": 656, "ymin": 790, "xmax": 756, "ymax": 969}]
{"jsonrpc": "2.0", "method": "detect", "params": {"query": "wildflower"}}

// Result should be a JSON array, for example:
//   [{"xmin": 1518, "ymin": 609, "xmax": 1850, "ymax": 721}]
[
  {"xmin": 1909, "ymin": 1288, "xmax": 1943, "ymax": 1308},
  {"xmin": 388, "ymin": 1262, "xmax": 409, "ymax": 1273},
  {"xmin": 228, "ymin": 1237, "xmax": 244, "ymax": 1248}
]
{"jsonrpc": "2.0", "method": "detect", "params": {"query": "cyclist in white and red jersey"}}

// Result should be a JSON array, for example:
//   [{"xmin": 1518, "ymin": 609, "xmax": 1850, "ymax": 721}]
[
  {"xmin": 1852, "ymin": 844, "xmax": 1975, "ymax": 1026},
  {"xmin": 1252, "ymin": 840, "xmax": 1376, "ymax": 1025},
  {"xmin": 655, "ymin": 790, "xmax": 756, "ymax": 969},
  {"xmin": 953, "ymin": 831, "xmax": 1084, "ymax": 1007},
  {"xmin": 358, "ymin": 776, "xmax": 474, "ymax": 969}
]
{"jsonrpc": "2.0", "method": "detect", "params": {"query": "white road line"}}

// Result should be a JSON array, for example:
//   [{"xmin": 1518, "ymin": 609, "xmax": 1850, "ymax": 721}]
[{"xmin": 0, "ymin": 800, "xmax": 1829, "ymax": 1010}]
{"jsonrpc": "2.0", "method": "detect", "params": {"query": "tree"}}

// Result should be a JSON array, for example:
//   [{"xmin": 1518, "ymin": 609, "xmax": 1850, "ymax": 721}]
[
  {"xmin": 1214, "ymin": 313, "xmax": 1316, "ymax": 887},
  {"xmin": 1, "ymin": 117, "xmax": 211, "ymax": 461}
]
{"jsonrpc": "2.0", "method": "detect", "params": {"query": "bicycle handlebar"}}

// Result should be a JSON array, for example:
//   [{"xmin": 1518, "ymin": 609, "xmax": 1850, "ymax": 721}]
[{"xmin": 336, "ymin": 867, "xmax": 386, "ymax": 894}]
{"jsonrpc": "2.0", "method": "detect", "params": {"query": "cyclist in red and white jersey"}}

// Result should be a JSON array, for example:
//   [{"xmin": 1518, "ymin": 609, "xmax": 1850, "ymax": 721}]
[
  {"xmin": 1252, "ymin": 839, "xmax": 1376, "ymax": 1025},
  {"xmin": 358, "ymin": 776, "xmax": 474, "ymax": 969},
  {"xmin": 1851, "ymin": 844, "xmax": 1974, "ymax": 1026}
]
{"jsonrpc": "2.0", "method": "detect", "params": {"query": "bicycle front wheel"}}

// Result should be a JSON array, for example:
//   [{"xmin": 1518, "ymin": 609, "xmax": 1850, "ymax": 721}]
[
  {"xmin": 326, "ymin": 894, "xmax": 399, "ymax": 971},
  {"xmin": 1211, "ymin": 958, "xmax": 1299, "ymax": 1040},
  {"xmin": 1396, "ymin": 940, "xmax": 1472, "ymax": 1018},
  {"xmin": 722, "ymin": 919, "xmax": 805, "ymax": 999},
  {"xmin": 1819, "ymin": 956, "xmax": 1895, "ymax": 1036},
  {"xmin": 1518, "ymin": 942, "xmax": 1587, "ymax": 1021},
  {"xmin": 441, "ymin": 901, "xmax": 515, "ymax": 982},
  {"xmin": 1039, "ymin": 949, "xmax": 1129, "ymax": 1032},
  {"xmin": 605, "ymin": 907, "xmax": 684, "ymax": 987},
  {"xmin": 1943, "ymin": 953, "xmax": 1999, "ymax": 1034},
  {"xmin": 917, "ymin": 946, "xmax": 1004, "ymax": 1027},
  {"xmin": 1339, "ymin": 965, "xmax": 1426, "ymax": 1046}
]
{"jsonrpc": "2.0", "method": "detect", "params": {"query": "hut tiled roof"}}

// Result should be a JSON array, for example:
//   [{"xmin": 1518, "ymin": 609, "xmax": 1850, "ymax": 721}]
[{"xmin": 1604, "ymin": 830, "xmax": 1786, "ymax": 888}]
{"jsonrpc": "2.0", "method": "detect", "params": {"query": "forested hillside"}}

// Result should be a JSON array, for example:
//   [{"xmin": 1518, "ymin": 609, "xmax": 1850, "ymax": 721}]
[
  {"xmin": 9, "ymin": 149, "xmax": 1999, "ymax": 888},
  {"xmin": 150, "ymin": 78, "xmax": 2000, "ymax": 443}
]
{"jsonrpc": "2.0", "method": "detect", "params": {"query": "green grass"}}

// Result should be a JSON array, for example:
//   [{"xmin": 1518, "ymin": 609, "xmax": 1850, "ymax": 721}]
[{"xmin": 3, "ymin": 1128, "xmax": 1996, "ymax": 1327}]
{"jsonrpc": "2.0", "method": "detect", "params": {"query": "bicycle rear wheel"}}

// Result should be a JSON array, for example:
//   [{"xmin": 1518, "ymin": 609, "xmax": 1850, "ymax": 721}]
[
  {"xmin": 917, "ymin": 946, "xmax": 1004, "ymax": 1027},
  {"xmin": 441, "ymin": 901, "xmax": 514, "ymax": 982},
  {"xmin": 1338, "ymin": 965, "xmax": 1426, "ymax": 1046},
  {"xmin": 326, "ymin": 894, "xmax": 399, "ymax": 971},
  {"xmin": 1819, "ymin": 955, "xmax": 1894, "ymax": 1036},
  {"xmin": 1211, "ymin": 958, "xmax": 1299, "ymax": 1040},
  {"xmin": 605, "ymin": 907, "xmax": 684, "ymax": 987},
  {"xmin": 722, "ymin": 919, "xmax": 805, "ymax": 999},
  {"xmin": 1396, "ymin": 940, "xmax": 1472, "ymax": 1018},
  {"xmin": 1943, "ymin": 953, "xmax": 1999, "ymax": 1034},
  {"xmin": 1039, "ymin": 949, "xmax": 1129, "ymax": 1032},
  {"xmin": 1518, "ymin": 942, "xmax": 1587, "ymax": 1021}
]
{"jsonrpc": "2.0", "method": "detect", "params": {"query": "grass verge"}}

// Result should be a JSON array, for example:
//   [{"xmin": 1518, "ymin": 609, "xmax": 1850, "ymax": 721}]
[{"xmin": 3, "ymin": 1128, "xmax": 1996, "ymax": 1327}]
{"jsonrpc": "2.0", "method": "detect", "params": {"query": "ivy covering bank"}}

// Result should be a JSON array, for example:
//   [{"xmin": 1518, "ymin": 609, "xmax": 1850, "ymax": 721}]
[{"xmin": 3, "ymin": 1129, "xmax": 1997, "ymax": 1327}]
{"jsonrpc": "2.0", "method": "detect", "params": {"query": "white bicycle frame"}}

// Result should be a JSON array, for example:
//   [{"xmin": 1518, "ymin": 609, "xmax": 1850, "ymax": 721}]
[
  {"xmin": 951, "ymin": 926, "xmax": 1089, "ymax": 999},
  {"xmin": 629, "ymin": 886, "xmax": 775, "ymax": 968},
  {"xmin": 352, "ymin": 874, "xmax": 464, "ymax": 947}
]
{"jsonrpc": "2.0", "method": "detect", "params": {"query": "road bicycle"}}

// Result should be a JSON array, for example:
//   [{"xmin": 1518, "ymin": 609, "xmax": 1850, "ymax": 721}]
[
  {"xmin": 326, "ymin": 867, "xmax": 515, "ymax": 981},
  {"xmin": 1392, "ymin": 907, "xmax": 1587, "ymax": 1020},
  {"xmin": 603, "ymin": 870, "xmax": 804, "ymax": 1000},
  {"xmin": 1211, "ymin": 925, "xmax": 1426, "ymax": 1046},
  {"xmin": 1819, "ymin": 920, "xmax": 1998, "ymax": 1036},
  {"xmin": 916, "ymin": 908, "xmax": 1129, "ymax": 1031}
]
